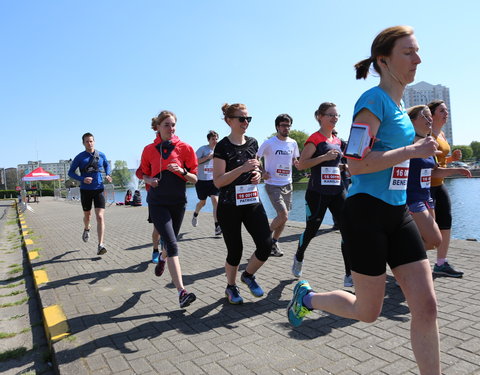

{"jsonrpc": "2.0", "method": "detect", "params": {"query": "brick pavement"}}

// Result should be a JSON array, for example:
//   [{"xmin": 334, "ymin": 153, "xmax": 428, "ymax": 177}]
[{"xmin": 22, "ymin": 197, "xmax": 480, "ymax": 374}]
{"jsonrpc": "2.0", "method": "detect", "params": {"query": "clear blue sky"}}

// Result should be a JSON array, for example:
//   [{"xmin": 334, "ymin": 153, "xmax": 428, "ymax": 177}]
[{"xmin": 1, "ymin": 1, "xmax": 478, "ymax": 169}]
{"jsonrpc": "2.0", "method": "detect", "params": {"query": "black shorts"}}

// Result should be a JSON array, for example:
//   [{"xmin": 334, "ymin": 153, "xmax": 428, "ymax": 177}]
[
  {"xmin": 430, "ymin": 184, "xmax": 452, "ymax": 230},
  {"xmin": 195, "ymin": 180, "xmax": 219, "ymax": 201},
  {"xmin": 80, "ymin": 189, "xmax": 106, "ymax": 211},
  {"xmin": 342, "ymin": 193, "xmax": 427, "ymax": 276}
]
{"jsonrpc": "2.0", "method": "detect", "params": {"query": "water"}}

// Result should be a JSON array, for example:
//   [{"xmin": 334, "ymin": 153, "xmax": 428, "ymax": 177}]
[{"xmin": 114, "ymin": 178, "xmax": 480, "ymax": 241}]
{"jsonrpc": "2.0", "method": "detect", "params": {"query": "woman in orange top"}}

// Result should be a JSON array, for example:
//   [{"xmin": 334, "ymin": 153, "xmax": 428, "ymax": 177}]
[{"xmin": 428, "ymin": 100, "xmax": 467, "ymax": 277}]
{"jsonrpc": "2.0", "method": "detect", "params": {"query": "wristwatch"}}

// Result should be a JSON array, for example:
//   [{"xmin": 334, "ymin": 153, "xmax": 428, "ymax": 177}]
[{"xmin": 182, "ymin": 169, "xmax": 188, "ymax": 176}]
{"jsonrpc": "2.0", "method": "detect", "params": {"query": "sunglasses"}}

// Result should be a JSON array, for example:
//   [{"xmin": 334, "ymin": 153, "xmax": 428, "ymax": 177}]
[{"xmin": 229, "ymin": 116, "xmax": 252, "ymax": 123}]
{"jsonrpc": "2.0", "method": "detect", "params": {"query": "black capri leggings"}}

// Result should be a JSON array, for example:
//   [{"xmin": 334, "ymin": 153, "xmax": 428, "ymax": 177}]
[
  {"xmin": 148, "ymin": 203, "xmax": 185, "ymax": 257},
  {"xmin": 217, "ymin": 202, "xmax": 272, "ymax": 266},
  {"xmin": 296, "ymin": 189, "xmax": 346, "ymax": 262},
  {"xmin": 430, "ymin": 184, "xmax": 452, "ymax": 230}
]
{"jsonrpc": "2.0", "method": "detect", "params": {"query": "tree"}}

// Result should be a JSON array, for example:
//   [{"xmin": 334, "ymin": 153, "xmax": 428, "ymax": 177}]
[
  {"xmin": 451, "ymin": 145, "xmax": 473, "ymax": 161},
  {"xmin": 470, "ymin": 141, "xmax": 480, "ymax": 160},
  {"xmin": 111, "ymin": 160, "xmax": 131, "ymax": 188}
]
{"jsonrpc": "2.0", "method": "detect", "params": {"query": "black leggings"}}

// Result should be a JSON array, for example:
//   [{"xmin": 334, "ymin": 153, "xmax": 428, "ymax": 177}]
[
  {"xmin": 148, "ymin": 204, "xmax": 185, "ymax": 257},
  {"xmin": 217, "ymin": 202, "xmax": 272, "ymax": 267},
  {"xmin": 430, "ymin": 184, "xmax": 452, "ymax": 230},
  {"xmin": 296, "ymin": 190, "xmax": 348, "ymax": 271}
]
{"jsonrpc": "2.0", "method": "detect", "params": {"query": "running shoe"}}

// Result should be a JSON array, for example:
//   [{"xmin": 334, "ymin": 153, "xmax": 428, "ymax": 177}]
[
  {"xmin": 270, "ymin": 241, "xmax": 284, "ymax": 257},
  {"xmin": 343, "ymin": 274, "xmax": 354, "ymax": 287},
  {"xmin": 287, "ymin": 279, "xmax": 313, "ymax": 327},
  {"xmin": 179, "ymin": 289, "xmax": 196, "ymax": 308},
  {"xmin": 240, "ymin": 272, "xmax": 264, "ymax": 297},
  {"xmin": 433, "ymin": 262, "xmax": 464, "ymax": 278},
  {"xmin": 225, "ymin": 285, "xmax": 243, "ymax": 304},
  {"xmin": 292, "ymin": 255, "xmax": 303, "ymax": 278},
  {"xmin": 152, "ymin": 250, "xmax": 159, "ymax": 264},
  {"xmin": 192, "ymin": 215, "xmax": 198, "ymax": 227},
  {"xmin": 154, "ymin": 258, "xmax": 166, "ymax": 277},
  {"xmin": 215, "ymin": 225, "xmax": 222, "ymax": 236},
  {"xmin": 82, "ymin": 228, "xmax": 90, "ymax": 243},
  {"xmin": 97, "ymin": 244, "xmax": 107, "ymax": 255}
]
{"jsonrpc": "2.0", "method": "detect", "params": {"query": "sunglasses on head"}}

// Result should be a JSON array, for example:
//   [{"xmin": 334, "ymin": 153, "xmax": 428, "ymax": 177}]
[{"xmin": 229, "ymin": 116, "xmax": 252, "ymax": 123}]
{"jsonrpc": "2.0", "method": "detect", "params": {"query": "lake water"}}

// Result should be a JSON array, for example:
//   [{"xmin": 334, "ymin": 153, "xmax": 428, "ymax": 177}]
[{"xmin": 115, "ymin": 178, "xmax": 480, "ymax": 241}]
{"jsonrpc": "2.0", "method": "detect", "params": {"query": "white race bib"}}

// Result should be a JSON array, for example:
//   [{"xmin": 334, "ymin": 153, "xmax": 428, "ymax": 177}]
[
  {"xmin": 321, "ymin": 166, "xmax": 341, "ymax": 186},
  {"xmin": 235, "ymin": 184, "xmax": 260, "ymax": 206},
  {"xmin": 275, "ymin": 163, "xmax": 291, "ymax": 178},
  {"xmin": 389, "ymin": 160, "xmax": 410, "ymax": 190},
  {"xmin": 203, "ymin": 159, "xmax": 214, "ymax": 179},
  {"xmin": 420, "ymin": 168, "xmax": 432, "ymax": 189}
]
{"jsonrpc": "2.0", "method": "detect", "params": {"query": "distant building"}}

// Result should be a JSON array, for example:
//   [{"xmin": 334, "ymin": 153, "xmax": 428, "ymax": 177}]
[
  {"xmin": 403, "ymin": 81, "xmax": 453, "ymax": 145},
  {"xmin": 17, "ymin": 160, "xmax": 73, "ymax": 183}
]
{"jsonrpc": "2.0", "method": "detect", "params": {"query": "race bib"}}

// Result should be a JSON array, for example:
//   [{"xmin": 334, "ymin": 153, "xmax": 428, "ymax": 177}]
[
  {"xmin": 321, "ymin": 167, "xmax": 341, "ymax": 186},
  {"xmin": 235, "ymin": 184, "xmax": 260, "ymax": 206},
  {"xmin": 420, "ymin": 168, "xmax": 432, "ymax": 189},
  {"xmin": 275, "ymin": 163, "xmax": 291, "ymax": 178},
  {"xmin": 203, "ymin": 159, "xmax": 214, "ymax": 179},
  {"xmin": 389, "ymin": 160, "xmax": 410, "ymax": 190}
]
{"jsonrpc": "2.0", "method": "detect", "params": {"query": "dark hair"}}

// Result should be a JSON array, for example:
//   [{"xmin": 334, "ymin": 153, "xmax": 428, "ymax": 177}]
[
  {"xmin": 427, "ymin": 100, "xmax": 445, "ymax": 115},
  {"xmin": 151, "ymin": 110, "xmax": 177, "ymax": 130},
  {"xmin": 207, "ymin": 130, "xmax": 219, "ymax": 140},
  {"xmin": 275, "ymin": 114, "xmax": 293, "ymax": 129},
  {"xmin": 82, "ymin": 132, "xmax": 94, "ymax": 143},
  {"xmin": 314, "ymin": 102, "xmax": 336, "ymax": 120},
  {"xmin": 354, "ymin": 25, "xmax": 414, "ymax": 80}
]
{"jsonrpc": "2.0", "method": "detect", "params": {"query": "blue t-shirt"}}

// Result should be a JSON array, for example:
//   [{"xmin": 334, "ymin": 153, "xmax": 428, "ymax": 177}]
[
  {"xmin": 68, "ymin": 150, "xmax": 111, "ymax": 190},
  {"xmin": 407, "ymin": 156, "xmax": 435, "ymax": 204},
  {"xmin": 347, "ymin": 86, "xmax": 415, "ymax": 206}
]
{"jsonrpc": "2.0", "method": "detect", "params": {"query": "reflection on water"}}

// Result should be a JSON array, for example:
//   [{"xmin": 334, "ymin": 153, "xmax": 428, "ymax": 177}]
[{"xmin": 115, "ymin": 178, "xmax": 480, "ymax": 240}]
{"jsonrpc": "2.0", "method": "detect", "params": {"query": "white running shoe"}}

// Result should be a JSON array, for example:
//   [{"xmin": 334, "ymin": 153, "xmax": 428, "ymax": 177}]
[
  {"xmin": 192, "ymin": 215, "xmax": 198, "ymax": 227},
  {"xmin": 343, "ymin": 275, "xmax": 354, "ymax": 287},
  {"xmin": 292, "ymin": 255, "xmax": 303, "ymax": 278}
]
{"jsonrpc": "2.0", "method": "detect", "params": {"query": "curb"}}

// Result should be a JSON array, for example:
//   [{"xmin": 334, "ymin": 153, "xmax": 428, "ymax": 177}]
[{"xmin": 15, "ymin": 201, "xmax": 70, "ymax": 374}]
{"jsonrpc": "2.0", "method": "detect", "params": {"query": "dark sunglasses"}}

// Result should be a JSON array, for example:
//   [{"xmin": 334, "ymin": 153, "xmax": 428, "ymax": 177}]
[{"xmin": 229, "ymin": 116, "xmax": 252, "ymax": 123}]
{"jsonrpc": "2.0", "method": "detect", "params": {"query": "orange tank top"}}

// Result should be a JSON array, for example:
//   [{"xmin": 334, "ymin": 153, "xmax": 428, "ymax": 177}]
[{"xmin": 431, "ymin": 132, "xmax": 450, "ymax": 187}]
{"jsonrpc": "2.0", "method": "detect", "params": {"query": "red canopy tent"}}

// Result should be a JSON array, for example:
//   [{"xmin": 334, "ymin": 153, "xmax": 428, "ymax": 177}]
[{"xmin": 22, "ymin": 167, "xmax": 60, "ymax": 181}]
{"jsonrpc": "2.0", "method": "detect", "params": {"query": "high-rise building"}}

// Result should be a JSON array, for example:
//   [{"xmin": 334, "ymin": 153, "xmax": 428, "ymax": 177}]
[{"xmin": 403, "ymin": 81, "xmax": 453, "ymax": 145}]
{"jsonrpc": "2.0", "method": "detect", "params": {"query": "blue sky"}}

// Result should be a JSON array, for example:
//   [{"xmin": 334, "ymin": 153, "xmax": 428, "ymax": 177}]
[{"xmin": 1, "ymin": 1, "xmax": 478, "ymax": 169}]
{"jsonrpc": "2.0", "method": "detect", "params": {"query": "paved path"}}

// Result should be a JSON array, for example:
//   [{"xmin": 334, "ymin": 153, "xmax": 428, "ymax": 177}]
[{"xmin": 21, "ymin": 197, "xmax": 480, "ymax": 374}]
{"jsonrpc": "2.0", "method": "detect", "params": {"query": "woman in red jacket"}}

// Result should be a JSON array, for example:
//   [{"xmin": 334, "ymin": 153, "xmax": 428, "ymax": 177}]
[{"xmin": 139, "ymin": 110, "xmax": 198, "ymax": 308}]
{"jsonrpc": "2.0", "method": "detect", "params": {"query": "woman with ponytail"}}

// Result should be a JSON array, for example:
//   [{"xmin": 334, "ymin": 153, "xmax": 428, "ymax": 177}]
[{"xmin": 287, "ymin": 26, "xmax": 442, "ymax": 375}]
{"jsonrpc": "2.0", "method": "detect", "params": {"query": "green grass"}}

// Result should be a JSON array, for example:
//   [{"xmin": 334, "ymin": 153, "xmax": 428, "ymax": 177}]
[
  {"xmin": 0, "ymin": 280, "xmax": 24, "ymax": 289},
  {"xmin": 0, "ymin": 275, "xmax": 23, "ymax": 288},
  {"xmin": 0, "ymin": 347, "xmax": 28, "ymax": 361},
  {"xmin": 8, "ymin": 263, "xmax": 20, "ymax": 268},
  {"xmin": 7, "ymin": 266, "xmax": 23, "ymax": 275},
  {"xmin": 8, "ymin": 314, "xmax": 26, "ymax": 320},
  {"xmin": 0, "ymin": 290, "xmax": 25, "ymax": 297},
  {"xmin": 6, "ymin": 220, "xmax": 17, "ymax": 225},
  {"xmin": 0, "ymin": 297, "xmax": 29, "ymax": 308},
  {"xmin": 0, "ymin": 331, "xmax": 16, "ymax": 339},
  {"xmin": 65, "ymin": 334, "xmax": 76, "ymax": 342}
]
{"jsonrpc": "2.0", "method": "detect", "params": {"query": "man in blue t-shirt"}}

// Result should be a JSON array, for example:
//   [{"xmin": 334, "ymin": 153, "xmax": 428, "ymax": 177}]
[{"xmin": 68, "ymin": 132, "xmax": 112, "ymax": 255}]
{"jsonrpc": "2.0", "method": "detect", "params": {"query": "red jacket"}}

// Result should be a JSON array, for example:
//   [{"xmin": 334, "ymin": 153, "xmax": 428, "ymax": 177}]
[{"xmin": 139, "ymin": 134, "xmax": 198, "ymax": 205}]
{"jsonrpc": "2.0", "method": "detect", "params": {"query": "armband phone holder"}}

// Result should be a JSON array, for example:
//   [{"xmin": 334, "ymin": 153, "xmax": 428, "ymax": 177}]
[{"xmin": 344, "ymin": 123, "xmax": 375, "ymax": 160}]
